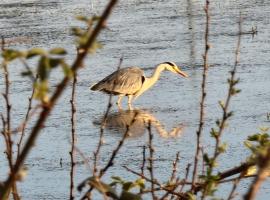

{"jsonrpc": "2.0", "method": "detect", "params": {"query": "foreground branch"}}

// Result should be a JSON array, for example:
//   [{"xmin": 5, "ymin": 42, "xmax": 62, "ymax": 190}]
[{"xmin": 0, "ymin": 0, "xmax": 119, "ymax": 198}]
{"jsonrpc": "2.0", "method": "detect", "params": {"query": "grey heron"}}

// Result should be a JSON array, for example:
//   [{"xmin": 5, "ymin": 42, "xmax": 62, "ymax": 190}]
[{"xmin": 90, "ymin": 62, "xmax": 188, "ymax": 108}]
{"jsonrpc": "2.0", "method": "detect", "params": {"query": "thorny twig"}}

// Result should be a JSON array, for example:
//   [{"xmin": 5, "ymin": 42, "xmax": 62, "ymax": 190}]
[
  {"xmin": 200, "ymin": 12, "xmax": 242, "ymax": 199},
  {"xmin": 191, "ymin": 0, "xmax": 210, "ymax": 191},
  {"xmin": 212, "ymin": 12, "xmax": 242, "ymax": 163},
  {"xmin": 69, "ymin": 72, "xmax": 77, "ymax": 200},
  {"xmin": 147, "ymin": 122, "xmax": 157, "ymax": 199},
  {"xmin": 0, "ymin": 0, "xmax": 119, "ymax": 197},
  {"xmin": 140, "ymin": 145, "xmax": 147, "ymax": 176},
  {"xmin": 178, "ymin": 163, "xmax": 192, "ymax": 194},
  {"xmin": 1, "ymin": 37, "xmax": 20, "ymax": 200},
  {"xmin": 226, "ymin": 173, "xmax": 244, "ymax": 200},
  {"xmin": 160, "ymin": 152, "xmax": 180, "ymax": 200},
  {"xmin": 17, "ymin": 77, "xmax": 37, "ymax": 157}
]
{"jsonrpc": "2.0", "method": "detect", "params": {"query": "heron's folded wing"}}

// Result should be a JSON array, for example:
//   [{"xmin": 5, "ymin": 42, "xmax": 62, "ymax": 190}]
[{"xmin": 93, "ymin": 67, "xmax": 144, "ymax": 95}]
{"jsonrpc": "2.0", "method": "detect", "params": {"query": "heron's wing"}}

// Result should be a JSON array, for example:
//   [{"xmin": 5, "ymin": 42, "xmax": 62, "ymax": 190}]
[{"xmin": 91, "ymin": 67, "xmax": 144, "ymax": 95}]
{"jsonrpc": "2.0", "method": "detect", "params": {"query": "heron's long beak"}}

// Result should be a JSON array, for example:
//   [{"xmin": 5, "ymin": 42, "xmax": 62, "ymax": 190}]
[{"xmin": 175, "ymin": 68, "xmax": 188, "ymax": 78}]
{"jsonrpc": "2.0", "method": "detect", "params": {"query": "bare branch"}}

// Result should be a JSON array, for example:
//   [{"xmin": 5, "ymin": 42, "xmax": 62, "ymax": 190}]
[{"xmin": 191, "ymin": 0, "xmax": 210, "ymax": 191}]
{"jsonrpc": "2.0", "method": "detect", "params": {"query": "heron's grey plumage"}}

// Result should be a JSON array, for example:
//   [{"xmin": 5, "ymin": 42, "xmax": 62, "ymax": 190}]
[
  {"xmin": 90, "ymin": 62, "xmax": 188, "ymax": 109},
  {"xmin": 91, "ymin": 67, "xmax": 145, "ymax": 95}
]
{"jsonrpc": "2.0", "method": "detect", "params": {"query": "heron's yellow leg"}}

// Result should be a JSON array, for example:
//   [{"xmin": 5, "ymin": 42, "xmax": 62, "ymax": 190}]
[
  {"xmin": 117, "ymin": 95, "xmax": 124, "ymax": 106},
  {"xmin": 128, "ymin": 95, "xmax": 134, "ymax": 110}
]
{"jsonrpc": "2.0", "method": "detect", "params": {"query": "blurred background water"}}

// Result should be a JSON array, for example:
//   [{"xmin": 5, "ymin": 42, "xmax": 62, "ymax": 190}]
[{"xmin": 0, "ymin": 0, "xmax": 270, "ymax": 199}]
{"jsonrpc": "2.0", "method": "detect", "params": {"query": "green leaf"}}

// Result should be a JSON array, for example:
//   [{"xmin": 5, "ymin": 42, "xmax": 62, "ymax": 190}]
[
  {"xmin": 186, "ymin": 192, "xmax": 196, "ymax": 200},
  {"xmin": 21, "ymin": 71, "xmax": 34, "ymax": 77},
  {"xmin": 34, "ymin": 80, "xmax": 49, "ymax": 102},
  {"xmin": 135, "ymin": 178, "xmax": 145, "ymax": 189},
  {"xmin": 119, "ymin": 191, "xmax": 142, "ymax": 200},
  {"xmin": 122, "ymin": 182, "xmax": 134, "ymax": 191},
  {"xmin": 71, "ymin": 27, "xmax": 85, "ymax": 37},
  {"xmin": 2, "ymin": 49, "xmax": 25, "ymax": 61},
  {"xmin": 38, "ymin": 56, "xmax": 50, "ymax": 81},
  {"xmin": 27, "ymin": 48, "xmax": 46, "ymax": 58},
  {"xmin": 76, "ymin": 15, "xmax": 89, "ymax": 23},
  {"xmin": 218, "ymin": 100, "xmax": 225, "ymax": 110},
  {"xmin": 210, "ymin": 128, "xmax": 218, "ymax": 138},
  {"xmin": 203, "ymin": 153, "xmax": 210, "ymax": 165},
  {"xmin": 111, "ymin": 176, "xmax": 124, "ymax": 183},
  {"xmin": 92, "ymin": 15, "xmax": 101, "ymax": 21},
  {"xmin": 48, "ymin": 58, "xmax": 61, "ymax": 68},
  {"xmin": 87, "ymin": 177, "xmax": 118, "ymax": 199},
  {"xmin": 244, "ymin": 141, "xmax": 253, "ymax": 149},
  {"xmin": 60, "ymin": 61, "xmax": 73, "ymax": 78},
  {"xmin": 218, "ymin": 143, "xmax": 227, "ymax": 153},
  {"xmin": 49, "ymin": 48, "xmax": 67, "ymax": 55},
  {"xmin": 88, "ymin": 41, "xmax": 103, "ymax": 54}
]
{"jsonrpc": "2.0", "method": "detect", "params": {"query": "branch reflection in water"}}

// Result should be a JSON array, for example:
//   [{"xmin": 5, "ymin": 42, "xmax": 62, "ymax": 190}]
[{"xmin": 93, "ymin": 108, "xmax": 184, "ymax": 138}]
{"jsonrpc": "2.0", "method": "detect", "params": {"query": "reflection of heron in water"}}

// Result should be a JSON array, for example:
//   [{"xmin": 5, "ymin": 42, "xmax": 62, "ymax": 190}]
[
  {"xmin": 93, "ymin": 109, "xmax": 184, "ymax": 138},
  {"xmin": 90, "ymin": 62, "xmax": 188, "ymax": 109}
]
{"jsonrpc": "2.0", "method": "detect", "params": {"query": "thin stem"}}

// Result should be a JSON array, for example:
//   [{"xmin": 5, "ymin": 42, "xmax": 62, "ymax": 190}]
[
  {"xmin": 213, "ymin": 12, "xmax": 242, "ymax": 160},
  {"xmin": 179, "ymin": 163, "xmax": 191, "ymax": 194},
  {"xmin": 69, "ymin": 72, "xmax": 77, "ymax": 200},
  {"xmin": 160, "ymin": 152, "xmax": 180, "ymax": 200},
  {"xmin": 140, "ymin": 145, "xmax": 146, "ymax": 176},
  {"xmin": 226, "ymin": 173, "xmax": 244, "ymax": 200},
  {"xmin": 1, "ymin": 37, "xmax": 20, "ymax": 200},
  {"xmin": 17, "ymin": 78, "xmax": 36, "ymax": 157},
  {"xmin": 147, "ymin": 122, "xmax": 157, "ymax": 200},
  {"xmin": 191, "ymin": 0, "xmax": 210, "ymax": 191}
]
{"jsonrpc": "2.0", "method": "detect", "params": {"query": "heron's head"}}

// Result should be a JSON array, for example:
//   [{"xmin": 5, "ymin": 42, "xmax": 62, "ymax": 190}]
[{"xmin": 162, "ymin": 62, "xmax": 188, "ymax": 78}]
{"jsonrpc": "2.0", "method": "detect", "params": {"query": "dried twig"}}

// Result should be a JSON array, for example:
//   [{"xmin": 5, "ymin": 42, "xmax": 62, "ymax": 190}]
[
  {"xmin": 1, "ymin": 37, "xmax": 20, "ymax": 200},
  {"xmin": 147, "ymin": 122, "xmax": 157, "ymax": 199},
  {"xmin": 160, "ymin": 152, "xmax": 180, "ymax": 200},
  {"xmin": 17, "ymin": 78, "xmax": 37, "ymax": 157},
  {"xmin": 140, "ymin": 145, "xmax": 147, "ymax": 176},
  {"xmin": 69, "ymin": 72, "xmax": 77, "ymax": 200},
  {"xmin": 179, "ymin": 163, "xmax": 191, "ymax": 194},
  {"xmin": 226, "ymin": 173, "xmax": 244, "ymax": 200},
  {"xmin": 0, "ymin": 0, "xmax": 119, "ymax": 197},
  {"xmin": 191, "ymin": 0, "xmax": 210, "ymax": 191}
]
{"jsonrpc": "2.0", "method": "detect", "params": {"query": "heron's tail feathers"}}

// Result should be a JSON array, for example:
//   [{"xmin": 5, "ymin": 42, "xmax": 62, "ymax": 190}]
[{"xmin": 90, "ymin": 83, "xmax": 101, "ymax": 91}]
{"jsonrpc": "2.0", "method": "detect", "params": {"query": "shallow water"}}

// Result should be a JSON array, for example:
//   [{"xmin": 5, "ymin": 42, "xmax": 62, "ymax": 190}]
[{"xmin": 0, "ymin": 0, "xmax": 270, "ymax": 199}]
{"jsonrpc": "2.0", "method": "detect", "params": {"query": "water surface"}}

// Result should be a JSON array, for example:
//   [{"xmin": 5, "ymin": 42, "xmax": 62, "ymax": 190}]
[{"xmin": 0, "ymin": 0, "xmax": 270, "ymax": 199}]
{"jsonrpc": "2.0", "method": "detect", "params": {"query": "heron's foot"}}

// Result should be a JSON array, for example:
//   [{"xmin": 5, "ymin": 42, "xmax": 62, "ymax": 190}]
[
  {"xmin": 117, "ymin": 103, "xmax": 123, "ymax": 110},
  {"xmin": 128, "ymin": 103, "xmax": 134, "ymax": 110}
]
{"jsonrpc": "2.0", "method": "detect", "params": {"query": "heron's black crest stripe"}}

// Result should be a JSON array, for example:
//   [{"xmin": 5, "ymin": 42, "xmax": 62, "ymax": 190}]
[{"xmin": 163, "ymin": 62, "xmax": 175, "ymax": 66}]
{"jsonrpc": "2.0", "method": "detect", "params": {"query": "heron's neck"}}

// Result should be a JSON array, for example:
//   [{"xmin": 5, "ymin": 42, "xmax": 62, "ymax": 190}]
[
  {"xmin": 134, "ymin": 65, "xmax": 165, "ymax": 98},
  {"xmin": 147, "ymin": 65, "xmax": 165, "ymax": 85}
]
